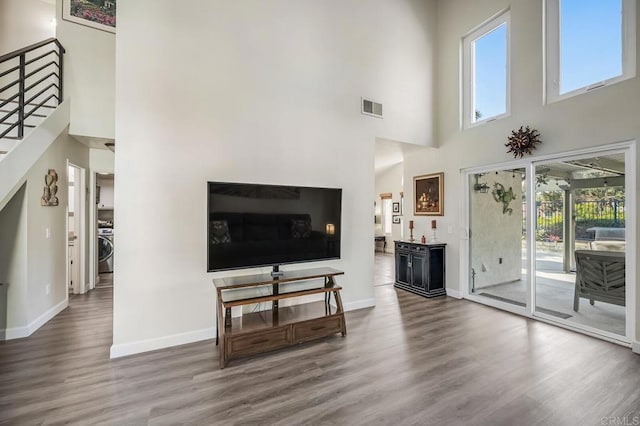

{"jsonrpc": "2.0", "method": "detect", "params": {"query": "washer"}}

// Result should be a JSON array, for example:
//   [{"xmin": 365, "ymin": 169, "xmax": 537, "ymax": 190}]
[{"xmin": 98, "ymin": 228, "xmax": 114, "ymax": 273}]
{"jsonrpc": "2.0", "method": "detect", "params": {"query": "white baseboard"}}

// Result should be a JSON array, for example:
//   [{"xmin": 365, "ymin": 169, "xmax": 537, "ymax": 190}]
[
  {"xmin": 446, "ymin": 288, "xmax": 462, "ymax": 299},
  {"xmin": 1, "ymin": 299, "xmax": 67, "ymax": 340},
  {"xmin": 110, "ymin": 327, "xmax": 216, "ymax": 359},
  {"xmin": 29, "ymin": 299, "xmax": 68, "ymax": 335},
  {"xmin": 343, "ymin": 298, "xmax": 375, "ymax": 311},
  {"xmin": 3, "ymin": 325, "xmax": 30, "ymax": 340},
  {"xmin": 110, "ymin": 298, "xmax": 375, "ymax": 358},
  {"xmin": 632, "ymin": 341, "xmax": 640, "ymax": 355}
]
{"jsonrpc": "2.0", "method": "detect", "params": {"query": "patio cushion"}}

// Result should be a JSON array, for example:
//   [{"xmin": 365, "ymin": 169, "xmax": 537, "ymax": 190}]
[{"xmin": 573, "ymin": 250, "xmax": 625, "ymax": 312}]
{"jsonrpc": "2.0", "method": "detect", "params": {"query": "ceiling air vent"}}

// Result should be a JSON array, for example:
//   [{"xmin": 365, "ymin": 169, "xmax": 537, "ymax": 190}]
[{"xmin": 361, "ymin": 98, "xmax": 383, "ymax": 119}]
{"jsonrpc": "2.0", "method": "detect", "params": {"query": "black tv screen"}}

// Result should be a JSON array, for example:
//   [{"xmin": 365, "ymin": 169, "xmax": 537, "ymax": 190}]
[{"xmin": 207, "ymin": 182, "xmax": 342, "ymax": 272}]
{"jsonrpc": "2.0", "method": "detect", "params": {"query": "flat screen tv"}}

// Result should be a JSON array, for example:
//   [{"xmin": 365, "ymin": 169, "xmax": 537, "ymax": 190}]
[{"xmin": 207, "ymin": 182, "xmax": 342, "ymax": 272}]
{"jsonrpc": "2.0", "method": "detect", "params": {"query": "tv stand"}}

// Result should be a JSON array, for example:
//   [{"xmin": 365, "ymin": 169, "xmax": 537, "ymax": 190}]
[{"xmin": 213, "ymin": 267, "xmax": 346, "ymax": 368}]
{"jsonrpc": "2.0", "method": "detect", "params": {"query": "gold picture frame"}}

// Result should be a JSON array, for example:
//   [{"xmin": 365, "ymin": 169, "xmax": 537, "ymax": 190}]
[{"xmin": 413, "ymin": 172, "xmax": 444, "ymax": 216}]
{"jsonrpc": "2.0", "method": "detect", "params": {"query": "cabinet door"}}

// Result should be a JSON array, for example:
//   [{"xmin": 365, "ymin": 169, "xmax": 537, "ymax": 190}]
[
  {"xmin": 396, "ymin": 251, "xmax": 410, "ymax": 285},
  {"xmin": 410, "ymin": 253, "xmax": 427, "ymax": 289},
  {"xmin": 427, "ymin": 246, "xmax": 445, "ymax": 292}
]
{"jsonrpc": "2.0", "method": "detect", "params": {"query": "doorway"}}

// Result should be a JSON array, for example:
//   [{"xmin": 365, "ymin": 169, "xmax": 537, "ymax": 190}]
[
  {"xmin": 464, "ymin": 143, "xmax": 635, "ymax": 345},
  {"xmin": 66, "ymin": 162, "xmax": 86, "ymax": 294},
  {"xmin": 96, "ymin": 173, "xmax": 114, "ymax": 288},
  {"xmin": 533, "ymin": 153, "xmax": 627, "ymax": 336}
]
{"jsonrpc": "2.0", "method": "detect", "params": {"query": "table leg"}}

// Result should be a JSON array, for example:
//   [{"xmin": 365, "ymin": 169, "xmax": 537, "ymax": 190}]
[
  {"xmin": 333, "ymin": 289, "xmax": 347, "ymax": 336},
  {"xmin": 216, "ymin": 289, "xmax": 226, "ymax": 368}
]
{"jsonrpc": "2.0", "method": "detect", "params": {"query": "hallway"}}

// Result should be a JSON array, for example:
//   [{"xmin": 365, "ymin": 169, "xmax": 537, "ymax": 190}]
[{"xmin": 374, "ymin": 252, "xmax": 395, "ymax": 286}]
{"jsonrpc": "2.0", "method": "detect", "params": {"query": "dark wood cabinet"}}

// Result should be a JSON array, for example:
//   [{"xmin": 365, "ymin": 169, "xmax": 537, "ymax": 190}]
[{"xmin": 394, "ymin": 241, "xmax": 446, "ymax": 298}]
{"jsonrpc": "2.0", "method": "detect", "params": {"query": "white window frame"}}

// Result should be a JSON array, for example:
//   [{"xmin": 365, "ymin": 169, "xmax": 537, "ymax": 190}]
[
  {"xmin": 382, "ymin": 198, "xmax": 392, "ymax": 235},
  {"xmin": 544, "ymin": 0, "xmax": 636, "ymax": 104},
  {"xmin": 462, "ymin": 9, "xmax": 511, "ymax": 129}
]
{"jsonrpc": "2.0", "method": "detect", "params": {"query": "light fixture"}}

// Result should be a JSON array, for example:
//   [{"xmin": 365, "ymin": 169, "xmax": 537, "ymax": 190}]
[
  {"xmin": 325, "ymin": 223, "xmax": 335, "ymax": 235},
  {"xmin": 473, "ymin": 174, "xmax": 490, "ymax": 193}
]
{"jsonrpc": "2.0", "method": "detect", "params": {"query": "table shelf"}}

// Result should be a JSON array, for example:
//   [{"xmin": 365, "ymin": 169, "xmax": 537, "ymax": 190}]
[{"xmin": 213, "ymin": 267, "xmax": 346, "ymax": 368}]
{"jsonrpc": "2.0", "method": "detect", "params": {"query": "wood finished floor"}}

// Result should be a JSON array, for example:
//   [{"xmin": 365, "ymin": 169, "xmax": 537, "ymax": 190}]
[
  {"xmin": 374, "ymin": 251, "xmax": 395, "ymax": 286},
  {"xmin": 2, "ymin": 283, "xmax": 640, "ymax": 424}
]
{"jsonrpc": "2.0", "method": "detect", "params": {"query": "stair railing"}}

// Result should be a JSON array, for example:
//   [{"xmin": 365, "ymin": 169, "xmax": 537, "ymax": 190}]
[{"xmin": 0, "ymin": 38, "xmax": 65, "ymax": 140}]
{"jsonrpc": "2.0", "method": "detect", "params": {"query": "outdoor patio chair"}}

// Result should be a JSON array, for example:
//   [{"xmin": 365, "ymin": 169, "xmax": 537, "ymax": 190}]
[{"xmin": 573, "ymin": 250, "xmax": 625, "ymax": 312}]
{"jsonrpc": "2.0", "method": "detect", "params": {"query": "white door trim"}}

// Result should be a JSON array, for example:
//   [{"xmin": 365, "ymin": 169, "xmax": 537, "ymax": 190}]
[{"xmin": 65, "ymin": 161, "xmax": 87, "ymax": 295}]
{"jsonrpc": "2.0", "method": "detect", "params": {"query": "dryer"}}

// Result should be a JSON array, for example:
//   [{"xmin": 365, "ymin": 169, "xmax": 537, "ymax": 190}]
[{"xmin": 98, "ymin": 228, "xmax": 114, "ymax": 273}]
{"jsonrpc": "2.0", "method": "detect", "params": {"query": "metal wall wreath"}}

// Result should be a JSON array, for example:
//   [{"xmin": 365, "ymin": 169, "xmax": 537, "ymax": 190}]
[{"xmin": 505, "ymin": 126, "xmax": 541, "ymax": 158}]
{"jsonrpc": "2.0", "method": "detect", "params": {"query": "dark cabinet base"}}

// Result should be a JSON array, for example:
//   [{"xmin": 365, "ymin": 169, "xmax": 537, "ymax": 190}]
[
  {"xmin": 394, "ymin": 241, "xmax": 446, "ymax": 298},
  {"xmin": 394, "ymin": 282, "xmax": 446, "ymax": 298}
]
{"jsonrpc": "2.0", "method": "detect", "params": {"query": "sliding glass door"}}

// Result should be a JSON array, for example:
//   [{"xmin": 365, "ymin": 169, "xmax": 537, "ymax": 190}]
[
  {"xmin": 533, "ymin": 153, "xmax": 626, "ymax": 337},
  {"xmin": 466, "ymin": 146, "xmax": 633, "ymax": 343}
]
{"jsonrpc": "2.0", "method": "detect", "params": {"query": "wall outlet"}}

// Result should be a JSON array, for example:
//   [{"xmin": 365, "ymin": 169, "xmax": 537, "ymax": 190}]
[
  {"xmin": 45, "ymin": 284, "xmax": 50, "ymax": 295},
  {"xmin": 448, "ymin": 225, "xmax": 453, "ymax": 234},
  {"xmin": 45, "ymin": 228, "xmax": 51, "ymax": 239},
  {"xmin": 499, "ymin": 258, "xmax": 503, "ymax": 264}
]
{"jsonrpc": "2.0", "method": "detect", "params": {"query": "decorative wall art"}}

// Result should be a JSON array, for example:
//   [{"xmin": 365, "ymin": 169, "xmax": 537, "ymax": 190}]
[
  {"xmin": 63, "ymin": 0, "xmax": 116, "ymax": 33},
  {"xmin": 41, "ymin": 169, "xmax": 59, "ymax": 206},
  {"xmin": 492, "ymin": 183, "xmax": 515, "ymax": 215},
  {"xmin": 392, "ymin": 215, "xmax": 401, "ymax": 224},
  {"xmin": 506, "ymin": 126, "xmax": 541, "ymax": 158},
  {"xmin": 414, "ymin": 172, "xmax": 444, "ymax": 216},
  {"xmin": 392, "ymin": 202, "xmax": 400, "ymax": 213}
]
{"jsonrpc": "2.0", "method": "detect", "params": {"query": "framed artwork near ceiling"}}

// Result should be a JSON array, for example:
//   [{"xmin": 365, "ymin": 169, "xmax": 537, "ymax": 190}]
[{"xmin": 63, "ymin": 0, "xmax": 116, "ymax": 33}]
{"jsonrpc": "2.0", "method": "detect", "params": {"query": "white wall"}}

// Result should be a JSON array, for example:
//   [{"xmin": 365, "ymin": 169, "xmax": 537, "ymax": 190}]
[
  {"xmin": 25, "ymin": 131, "xmax": 89, "ymax": 323},
  {"xmin": 0, "ymin": 130, "xmax": 89, "ymax": 338},
  {"xmin": 403, "ymin": 0, "xmax": 640, "ymax": 337},
  {"xmin": 90, "ymin": 149, "xmax": 114, "ymax": 173},
  {"xmin": 56, "ymin": 0, "xmax": 115, "ymax": 139},
  {"xmin": 375, "ymin": 162, "xmax": 405, "ymax": 251},
  {"xmin": 112, "ymin": 0, "xmax": 437, "ymax": 356},
  {"xmin": 0, "ymin": 0, "xmax": 55, "ymax": 55},
  {"xmin": 0, "ymin": 185, "xmax": 28, "ymax": 337}
]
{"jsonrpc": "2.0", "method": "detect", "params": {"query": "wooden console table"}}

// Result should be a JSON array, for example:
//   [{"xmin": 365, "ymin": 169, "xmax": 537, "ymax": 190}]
[{"xmin": 213, "ymin": 267, "xmax": 346, "ymax": 368}]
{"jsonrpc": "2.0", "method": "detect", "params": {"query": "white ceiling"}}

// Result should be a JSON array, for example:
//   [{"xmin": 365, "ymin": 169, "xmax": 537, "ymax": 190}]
[
  {"xmin": 71, "ymin": 134, "xmax": 115, "ymax": 150},
  {"xmin": 374, "ymin": 138, "xmax": 428, "ymax": 175}
]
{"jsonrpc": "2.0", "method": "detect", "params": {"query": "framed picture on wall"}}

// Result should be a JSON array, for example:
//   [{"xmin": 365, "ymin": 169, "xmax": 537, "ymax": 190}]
[
  {"xmin": 63, "ymin": 0, "xmax": 117, "ymax": 33},
  {"xmin": 392, "ymin": 215, "xmax": 401, "ymax": 224},
  {"xmin": 392, "ymin": 202, "xmax": 400, "ymax": 213},
  {"xmin": 414, "ymin": 172, "xmax": 444, "ymax": 216}
]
